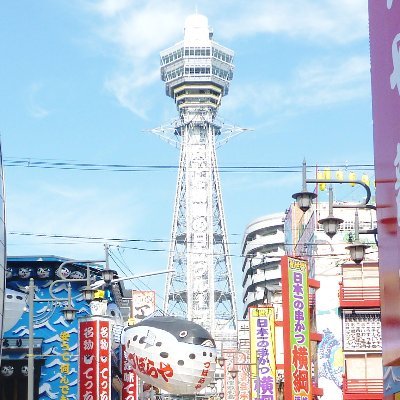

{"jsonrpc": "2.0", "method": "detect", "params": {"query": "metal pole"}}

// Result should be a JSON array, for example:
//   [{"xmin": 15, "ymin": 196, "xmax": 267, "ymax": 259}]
[
  {"xmin": 354, "ymin": 209, "xmax": 360, "ymax": 241},
  {"xmin": 302, "ymin": 159, "xmax": 307, "ymax": 192},
  {"xmin": 328, "ymin": 185, "xmax": 334, "ymax": 216},
  {"xmin": 105, "ymin": 243, "xmax": 109, "ymax": 269},
  {"xmin": 27, "ymin": 278, "xmax": 34, "ymax": 400}
]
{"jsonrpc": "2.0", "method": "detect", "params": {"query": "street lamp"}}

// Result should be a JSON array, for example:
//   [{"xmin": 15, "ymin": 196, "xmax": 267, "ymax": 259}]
[
  {"xmin": 102, "ymin": 244, "xmax": 115, "ymax": 283},
  {"xmin": 346, "ymin": 210, "xmax": 370, "ymax": 264},
  {"xmin": 292, "ymin": 159, "xmax": 317, "ymax": 212},
  {"xmin": 228, "ymin": 369, "xmax": 238, "ymax": 379},
  {"xmin": 217, "ymin": 355, "xmax": 226, "ymax": 368},
  {"xmin": 292, "ymin": 160, "xmax": 376, "ymax": 262},
  {"xmin": 317, "ymin": 185, "xmax": 344, "ymax": 238}
]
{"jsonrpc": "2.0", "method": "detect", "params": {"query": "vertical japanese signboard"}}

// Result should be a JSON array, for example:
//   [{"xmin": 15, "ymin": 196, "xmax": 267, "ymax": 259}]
[
  {"xmin": 222, "ymin": 349, "xmax": 250, "ymax": 400},
  {"xmin": 281, "ymin": 256, "xmax": 312, "ymax": 400},
  {"xmin": 59, "ymin": 331, "xmax": 72, "ymax": 399},
  {"xmin": 369, "ymin": 2, "xmax": 400, "ymax": 396},
  {"xmin": 249, "ymin": 306, "xmax": 276, "ymax": 400},
  {"xmin": 99, "ymin": 319, "xmax": 112, "ymax": 399},
  {"xmin": 131, "ymin": 290, "xmax": 156, "ymax": 323},
  {"xmin": 121, "ymin": 343, "xmax": 138, "ymax": 400},
  {"xmin": 78, "ymin": 317, "xmax": 111, "ymax": 400},
  {"xmin": 223, "ymin": 350, "xmax": 237, "ymax": 400},
  {"xmin": 236, "ymin": 350, "xmax": 250, "ymax": 400}
]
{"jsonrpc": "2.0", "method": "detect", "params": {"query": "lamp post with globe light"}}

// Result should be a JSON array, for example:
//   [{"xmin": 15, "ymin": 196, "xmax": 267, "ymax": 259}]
[{"xmin": 292, "ymin": 160, "xmax": 377, "ymax": 263}]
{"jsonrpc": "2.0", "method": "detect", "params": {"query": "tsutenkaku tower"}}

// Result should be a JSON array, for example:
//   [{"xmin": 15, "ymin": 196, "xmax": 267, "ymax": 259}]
[{"xmin": 160, "ymin": 13, "xmax": 237, "ymax": 340}]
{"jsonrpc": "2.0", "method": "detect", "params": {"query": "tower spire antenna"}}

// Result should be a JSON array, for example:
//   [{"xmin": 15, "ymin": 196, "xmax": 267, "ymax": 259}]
[{"xmin": 159, "ymin": 13, "xmax": 237, "ymax": 344}]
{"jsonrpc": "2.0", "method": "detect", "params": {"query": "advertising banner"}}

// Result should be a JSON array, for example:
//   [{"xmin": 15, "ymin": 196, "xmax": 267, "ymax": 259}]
[
  {"xmin": 222, "ymin": 349, "xmax": 250, "ymax": 400},
  {"xmin": 78, "ymin": 317, "xmax": 111, "ymax": 400},
  {"xmin": 98, "ymin": 319, "xmax": 112, "ymax": 399},
  {"xmin": 281, "ymin": 256, "xmax": 312, "ymax": 400},
  {"xmin": 79, "ymin": 319, "xmax": 99, "ymax": 399},
  {"xmin": 121, "ymin": 344, "xmax": 138, "ymax": 400},
  {"xmin": 369, "ymin": 1, "xmax": 400, "ymax": 395},
  {"xmin": 223, "ymin": 350, "xmax": 237, "ymax": 400},
  {"xmin": 131, "ymin": 290, "xmax": 156, "ymax": 322},
  {"xmin": 249, "ymin": 306, "xmax": 276, "ymax": 400}
]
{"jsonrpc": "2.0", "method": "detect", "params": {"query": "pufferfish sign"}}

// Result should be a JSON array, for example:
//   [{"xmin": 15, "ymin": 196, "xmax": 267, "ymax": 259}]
[{"xmin": 122, "ymin": 316, "xmax": 217, "ymax": 394}]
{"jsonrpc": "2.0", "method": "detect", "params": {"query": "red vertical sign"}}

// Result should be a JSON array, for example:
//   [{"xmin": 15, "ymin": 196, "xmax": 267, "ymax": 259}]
[
  {"xmin": 121, "ymin": 343, "xmax": 138, "ymax": 400},
  {"xmin": 99, "ymin": 319, "xmax": 112, "ymax": 399},
  {"xmin": 79, "ymin": 317, "xmax": 112, "ymax": 400},
  {"xmin": 79, "ymin": 319, "xmax": 99, "ymax": 399}
]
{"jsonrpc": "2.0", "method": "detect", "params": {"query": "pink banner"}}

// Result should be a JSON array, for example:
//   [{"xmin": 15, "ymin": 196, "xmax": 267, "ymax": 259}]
[
  {"xmin": 369, "ymin": 1, "xmax": 400, "ymax": 396},
  {"xmin": 369, "ymin": 0, "xmax": 400, "ymax": 368}
]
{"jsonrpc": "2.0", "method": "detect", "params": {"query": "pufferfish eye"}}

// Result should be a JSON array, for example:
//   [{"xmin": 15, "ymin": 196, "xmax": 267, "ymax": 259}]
[{"xmin": 179, "ymin": 330, "xmax": 188, "ymax": 338}]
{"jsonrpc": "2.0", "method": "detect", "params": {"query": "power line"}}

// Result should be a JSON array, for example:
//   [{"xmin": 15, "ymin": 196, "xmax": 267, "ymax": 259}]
[
  {"xmin": 7, "ymin": 230, "xmax": 377, "ymax": 259},
  {"xmin": 3, "ymin": 157, "xmax": 375, "ymax": 173}
]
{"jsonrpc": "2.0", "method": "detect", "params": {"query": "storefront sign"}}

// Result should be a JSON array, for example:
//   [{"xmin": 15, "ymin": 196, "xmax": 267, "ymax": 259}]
[
  {"xmin": 249, "ymin": 306, "xmax": 276, "ymax": 400},
  {"xmin": 281, "ymin": 256, "xmax": 312, "ymax": 400},
  {"xmin": 59, "ymin": 331, "xmax": 71, "ymax": 400},
  {"xmin": 131, "ymin": 291, "xmax": 156, "ymax": 322},
  {"xmin": 78, "ymin": 317, "xmax": 111, "ymax": 400}
]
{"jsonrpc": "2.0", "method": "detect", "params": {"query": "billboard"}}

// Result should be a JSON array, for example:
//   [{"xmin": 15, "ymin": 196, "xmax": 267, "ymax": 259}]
[
  {"xmin": 131, "ymin": 290, "xmax": 156, "ymax": 322},
  {"xmin": 78, "ymin": 317, "xmax": 112, "ymax": 400},
  {"xmin": 249, "ymin": 306, "xmax": 276, "ymax": 400},
  {"xmin": 369, "ymin": 1, "xmax": 400, "ymax": 395},
  {"xmin": 281, "ymin": 256, "xmax": 312, "ymax": 400}
]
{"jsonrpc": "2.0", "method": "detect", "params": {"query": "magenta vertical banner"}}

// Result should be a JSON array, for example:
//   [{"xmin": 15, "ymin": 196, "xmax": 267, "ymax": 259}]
[
  {"xmin": 369, "ymin": 2, "xmax": 400, "ymax": 362},
  {"xmin": 369, "ymin": 0, "xmax": 400, "ymax": 395}
]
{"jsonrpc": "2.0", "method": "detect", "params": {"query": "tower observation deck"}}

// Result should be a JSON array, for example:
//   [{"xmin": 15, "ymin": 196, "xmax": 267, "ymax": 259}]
[{"xmin": 160, "ymin": 14, "xmax": 237, "ymax": 341}]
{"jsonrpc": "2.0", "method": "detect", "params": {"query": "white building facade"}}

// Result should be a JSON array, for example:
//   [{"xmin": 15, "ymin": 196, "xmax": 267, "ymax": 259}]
[
  {"xmin": 241, "ymin": 203, "xmax": 381, "ymax": 399},
  {"xmin": 241, "ymin": 213, "xmax": 286, "ymax": 319}
]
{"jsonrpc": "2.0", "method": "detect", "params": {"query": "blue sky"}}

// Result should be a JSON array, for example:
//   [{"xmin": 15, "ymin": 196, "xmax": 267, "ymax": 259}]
[{"xmin": 0, "ymin": 0, "xmax": 374, "ymax": 314}]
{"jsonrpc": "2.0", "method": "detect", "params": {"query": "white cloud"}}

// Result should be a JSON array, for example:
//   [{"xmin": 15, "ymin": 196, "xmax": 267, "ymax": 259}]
[
  {"xmin": 215, "ymin": 0, "xmax": 368, "ymax": 44},
  {"xmin": 83, "ymin": 0, "xmax": 190, "ymax": 118},
  {"xmin": 88, "ymin": 0, "xmax": 131, "ymax": 17},
  {"xmin": 79, "ymin": 0, "xmax": 369, "ymax": 118},
  {"xmin": 223, "ymin": 55, "xmax": 371, "ymax": 119},
  {"xmin": 27, "ymin": 82, "xmax": 50, "ymax": 119},
  {"xmin": 105, "ymin": 68, "xmax": 160, "ymax": 119}
]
